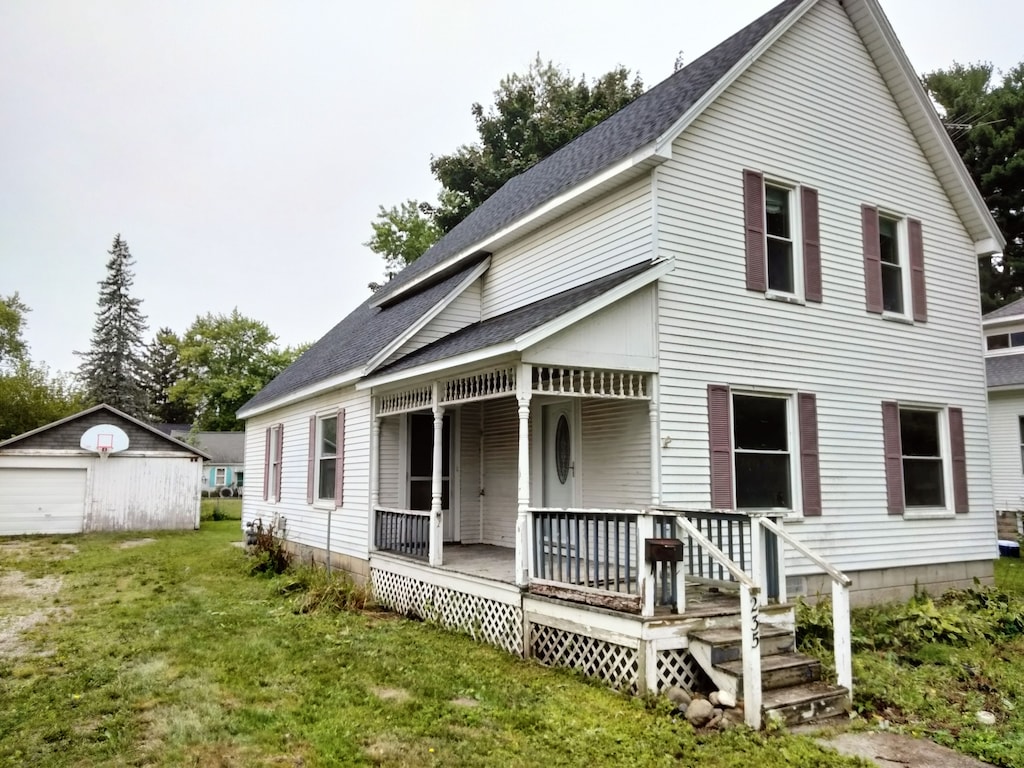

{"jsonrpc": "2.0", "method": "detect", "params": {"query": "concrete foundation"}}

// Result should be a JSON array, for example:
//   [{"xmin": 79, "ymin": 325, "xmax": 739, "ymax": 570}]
[
  {"xmin": 281, "ymin": 539, "xmax": 370, "ymax": 585},
  {"xmin": 800, "ymin": 559, "xmax": 994, "ymax": 607}
]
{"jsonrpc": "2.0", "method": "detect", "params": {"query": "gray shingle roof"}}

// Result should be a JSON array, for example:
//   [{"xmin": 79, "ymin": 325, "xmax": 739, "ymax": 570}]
[
  {"xmin": 170, "ymin": 431, "xmax": 245, "ymax": 464},
  {"xmin": 987, "ymin": 354, "xmax": 1024, "ymax": 388},
  {"xmin": 376, "ymin": 262, "xmax": 657, "ymax": 376},
  {"xmin": 984, "ymin": 296, "xmax": 1024, "ymax": 321},
  {"xmin": 240, "ymin": 0, "xmax": 802, "ymax": 414}
]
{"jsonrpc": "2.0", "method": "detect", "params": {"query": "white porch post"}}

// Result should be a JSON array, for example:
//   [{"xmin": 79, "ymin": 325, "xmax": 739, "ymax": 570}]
[
  {"xmin": 648, "ymin": 372, "xmax": 661, "ymax": 506},
  {"xmin": 515, "ymin": 363, "xmax": 532, "ymax": 587},
  {"xmin": 429, "ymin": 386, "xmax": 445, "ymax": 568},
  {"xmin": 369, "ymin": 415, "xmax": 381, "ymax": 552}
]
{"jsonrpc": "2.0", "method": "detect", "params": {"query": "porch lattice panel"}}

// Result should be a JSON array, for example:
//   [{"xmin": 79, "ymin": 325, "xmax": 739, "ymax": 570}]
[
  {"xmin": 529, "ymin": 622, "xmax": 639, "ymax": 694},
  {"xmin": 655, "ymin": 648, "xmax": 712, "ymax": 694},
  {"xmin": 371, "ymin": 569, "xmax": 523, "ymax": 656}
]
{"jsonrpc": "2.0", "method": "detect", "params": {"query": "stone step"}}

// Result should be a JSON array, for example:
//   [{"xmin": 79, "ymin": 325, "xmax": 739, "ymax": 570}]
[
  {"xmin": 761, "ymin": 682, "xmax": 851, "ymax": 728},
  {"xmin": 689, "ymin": 625, "xmax": 795, "ymax": 664},
  {"xmin": 716, "ymin": 651, "xmax": 822, "ymax": 691}
]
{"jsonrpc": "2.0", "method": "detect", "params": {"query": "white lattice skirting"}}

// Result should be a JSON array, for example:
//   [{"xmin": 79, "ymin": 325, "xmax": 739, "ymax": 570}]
[
  {"xmin": 656, "ymin": 648, "xmax": 711, "ymax": 694},
  {"xmin": 529, "ymin": 622, "xmax": 640, "ymax": 694},
  {"xmin": 371, "ymin": 568, "xmax": 524, "ymax": 656}
]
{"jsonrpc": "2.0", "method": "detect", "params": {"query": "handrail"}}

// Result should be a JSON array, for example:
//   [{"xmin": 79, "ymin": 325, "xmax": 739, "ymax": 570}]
[
  {"xmin": 674, "ymin": 516, "xmax": 759, "ymax": 592},
  {"xmin": 374, "ymin": 505, "xmax": 431, "ymax": 517},
  {"xmin": 757, "ymin": 515, "xmax": 852, "ymax": 586},
  {"xmin": 528, "ymin": 506, "xmax": 646, "ymax": 516}
]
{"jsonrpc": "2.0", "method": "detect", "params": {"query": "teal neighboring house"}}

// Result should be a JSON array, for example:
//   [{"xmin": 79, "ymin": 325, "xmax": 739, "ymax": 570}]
[{"xmin": 171, "ymin": 431, "xmax": 245, "ymax": 497}]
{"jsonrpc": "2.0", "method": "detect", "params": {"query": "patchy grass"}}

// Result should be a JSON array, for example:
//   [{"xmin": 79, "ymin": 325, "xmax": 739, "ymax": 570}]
[
  {"xmin": 799, "ymin": 562, "xmax": 1024, "ymax": 767},
  {"xmin": 200, "ymin": 497, "xmax": 242, "ymax": 521},
  {"xmin": 0, "ymin": 523, "xmax": 867, "ymax": 767}
]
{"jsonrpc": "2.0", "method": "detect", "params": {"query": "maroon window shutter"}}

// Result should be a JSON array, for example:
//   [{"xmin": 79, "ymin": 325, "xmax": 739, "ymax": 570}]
[
  {"xmin": 798, "ymin": 393, "xmax": 822, "ymax": 516},
  {"xmin": 908, "ymin": 218, "xmax": 927, "ymax": 322},
  {"xmin": 743, "ymin": 170, "xmax": 766, "ymax": 292},
  {"xmin": 262, "ymin": 426, "xmax": 271, "ymax": 501},
  {"xmin": 862, "ymin": 205, "xmax": 883, "ymax": 313},
  {"xmin": 949, "ymin": 407, "xmax": 968, "ymax": 513},
  {"xmin": 802, "ymin": 187, "xmax": 822, "ymax": 303},
  {"xmin": 708, "ymin": 384, "xmax": 734, "ymax": 509},
  {"xmin": 334, "ymin": 410, "xmax": 346, "ymax": 508},
  {"xmin": 306, "ymin": 416, "xmax": 316, "ymax": 504},
  {"xmin": 275, "ymin": 424, "xmax": 284, "ymax": 503},
  {"xmin": 881, "ymin": 401, "xmax": 903, "ymax": 515}
]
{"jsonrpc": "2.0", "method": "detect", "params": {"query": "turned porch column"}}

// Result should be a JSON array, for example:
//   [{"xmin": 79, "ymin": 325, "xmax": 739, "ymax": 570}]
[
  {"xmin": 514, "ymin": 363, "xmax": 532, "ymax": 586},
  {"xmin": 429, "ymin": 387, "xmax": 445, "ymax": 567},
  {"xmin": 369, "ymin": 415, "xmax": 381, "ymax": 552}
]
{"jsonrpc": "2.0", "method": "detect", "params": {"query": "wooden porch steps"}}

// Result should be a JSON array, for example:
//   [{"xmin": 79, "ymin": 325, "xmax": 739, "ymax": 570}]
[{"xmin": 689, "ymin": 627, "xmax": 850, "ymax": 728}]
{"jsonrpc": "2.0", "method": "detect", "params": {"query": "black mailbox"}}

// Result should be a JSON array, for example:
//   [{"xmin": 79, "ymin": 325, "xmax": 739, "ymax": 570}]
[{"xmin": 645, "ymin": 538, "xmax": 683, "ymax": 563}]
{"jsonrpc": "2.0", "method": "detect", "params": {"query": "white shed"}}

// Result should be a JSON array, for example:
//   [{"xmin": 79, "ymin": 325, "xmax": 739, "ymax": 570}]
[{"xmin": 0, "ymin": 404, "xmax": 208, "ymax": 535}]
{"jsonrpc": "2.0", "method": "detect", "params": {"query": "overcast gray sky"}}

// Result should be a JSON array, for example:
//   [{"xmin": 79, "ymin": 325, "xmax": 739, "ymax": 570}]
[{"xmin": 1, "ymin": 0, "xmax": 1020, "ymax": 374}]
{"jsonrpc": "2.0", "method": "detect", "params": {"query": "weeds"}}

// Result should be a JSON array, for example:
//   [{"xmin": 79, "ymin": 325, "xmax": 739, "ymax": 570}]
[
  {"xmin": 283, "ymin": 565, "xmax": 373, "ymax": 613},
  {"xmin": 244, "ymin": 518, "xmax": 290, "ymax": 575}
]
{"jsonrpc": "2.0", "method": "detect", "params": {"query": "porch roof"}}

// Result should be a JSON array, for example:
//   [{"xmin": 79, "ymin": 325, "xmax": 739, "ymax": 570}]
[
  {"xmin": 373, "ymin": 261, "xmax": 657, "ymax": 377},
  {"xmin": 987, "ymin": 353, "xmax": 1024, "ymax": 390}
]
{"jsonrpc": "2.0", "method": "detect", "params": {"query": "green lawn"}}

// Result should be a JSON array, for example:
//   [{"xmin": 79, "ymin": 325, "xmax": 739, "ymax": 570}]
[{"xmin": 0, "ymin": 523, "xmax": 865, "ymax": 767}]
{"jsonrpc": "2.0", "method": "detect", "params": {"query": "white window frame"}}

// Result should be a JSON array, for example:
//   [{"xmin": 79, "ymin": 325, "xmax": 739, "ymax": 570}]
[
  {"xmin": 268, "ymin": 424, "xmax": 281, "ymax": 502},
  {"xmin": 898, "ymin": 403, "xmax": 953, "ymax": 518},
  {"xmin": 215, "ymin": 467, "xmax": 226, "ymax": 486},
  {"xmin": 1018, "ymin": 415, "xmax": 1024, "ymax": 475},
  {"xmin": 731, "ymin": 390, "xmax": 801, "ymax": 514},
  {"xmin": 314, "ymin": 412, "xmax": 339, "ymax": 505},
  {"xmin": 986, "ymin": 330, "xmax": 1024, "ymax": 354},
  {"xmin": 762, "ymin": 178, "xmax": 804, "ymax": 302},
  {"xmin": 878, "ymin": 211, "xmax": 911, "ymax": 320}
]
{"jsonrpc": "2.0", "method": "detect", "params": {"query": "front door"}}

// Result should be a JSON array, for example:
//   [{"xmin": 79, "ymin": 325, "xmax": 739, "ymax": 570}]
[{"xmin": 541, "ymin": 401, "xmax": 577, "ymax": 509}]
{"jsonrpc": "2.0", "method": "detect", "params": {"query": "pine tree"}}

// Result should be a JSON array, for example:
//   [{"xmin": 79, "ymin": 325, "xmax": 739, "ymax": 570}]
[
  {"xmin": 77, "ymin": 234, "xmax": 149, "ymax": 417},
  {"xmin": 143, "ymin": 327, "xmax": 194, "ymax": 425}
]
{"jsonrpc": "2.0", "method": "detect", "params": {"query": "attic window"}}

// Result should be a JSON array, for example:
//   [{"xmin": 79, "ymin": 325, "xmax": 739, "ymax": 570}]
[{"xmin": 987, "ymin": 332, "xmax": 1024, "ymax": 351}]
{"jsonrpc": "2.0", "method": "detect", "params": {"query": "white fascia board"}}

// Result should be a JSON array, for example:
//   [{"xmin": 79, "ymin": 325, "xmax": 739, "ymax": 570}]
[
  {"xmin": 652, "ymin": 0, "xmax": 818, "ymax": 154},
  {"xmin": 848, "ymin": 0, "xmax": 1004, "ymax": 248},
  {"xmin": 358, "ymin": 259, "xmax": 673, "ymax": 391},
  {"xmin": 361, "ymin": 257, "xmax": 490, "ymax": 375},
  {"xmin": 371, "ymin": 146, "xmax": 668, "ymax": 307},
  {"xmin": 514, "ymin": 258, "xmax": 674, "ymax": 350},
  {"xmin": 236, "ymin": 369, "xmax": 361, "ymax": 420},
  {"xmin": 356, "ymin": 344, "xmax": 519, "ymax": 390},
  {"xmin": 988, "ymin": 384, "xmax": 1024, "ymax": 394},
  {"xmin": 983, "ymin": 315, "xmax": 1024, "ymax": 329}
]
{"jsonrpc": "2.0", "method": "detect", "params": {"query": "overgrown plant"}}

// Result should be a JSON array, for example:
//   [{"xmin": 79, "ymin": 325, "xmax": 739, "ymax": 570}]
[
  {"xmin": 245, "ymin": 518, "xmax": 290, "ymax": 575},
  {"xmin": 283, "ymin": 565, "xmax": 373, "ymax": 614}
]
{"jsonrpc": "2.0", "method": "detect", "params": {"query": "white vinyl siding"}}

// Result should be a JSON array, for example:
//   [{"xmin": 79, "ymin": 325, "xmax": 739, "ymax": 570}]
[
  {"xmin": 377, "ymin": 416, "xmax": 400, "ymax": 509},
  {"xmin": 655, "ymin": 0, "xmax": 993, "ymax": 574},
  {"xmin": 385, "ymin": 280, "xmax": 482, "ymax": 366},
  {"xmin": 459, "ymin": 402, "xmax": 483, "ymax": 543},
  {"xmin": 580, "ymin": 399, "xmax": 650, "ymax": 509},
  {"xmin": 989, "ymin": 391, "xmax": 1024, "ymax": 513},
  {"xmin": 482, "ymin": 177, "xmax": 652, "ymax": 318},
  {"xmin": 243, "ymin": 387, "xmax": 371, "ymax": 559},
  {"xmin": 479, "ymin": 398, "xmax": 519, "ymax": 547}
]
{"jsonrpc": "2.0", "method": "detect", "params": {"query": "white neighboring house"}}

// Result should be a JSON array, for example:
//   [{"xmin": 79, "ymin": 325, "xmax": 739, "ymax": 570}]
[
  {"xmin": 0, "ymin": 404, "xmax": 208, "ymax": 535},
  {"xmin": 982, "ymin": 298, "xmax": 1024, "ymax": 540},
  {"xmin": 237, "ymin": 0, "xmax": 1002, "ymax": 725}
]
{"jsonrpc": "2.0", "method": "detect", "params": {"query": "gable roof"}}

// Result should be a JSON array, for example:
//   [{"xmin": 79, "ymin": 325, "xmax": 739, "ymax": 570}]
[
  {"xmin": 983, "ymin": 297, "xmax": 1024, "ymax": 324},
  {"xmin": 0, "ymin": 403, "xmax": 210, "ymax": 458},
  {"xmin": 241, "ymin": 0, "xmax": 1003, "ymax": 418},
  {"xmin": 987, "ymin": 354, "xmax": 1024, "ymax": 390},
  {"xmin": 169, "ymin": 431, "xmax": 244, "ymax": 464}
]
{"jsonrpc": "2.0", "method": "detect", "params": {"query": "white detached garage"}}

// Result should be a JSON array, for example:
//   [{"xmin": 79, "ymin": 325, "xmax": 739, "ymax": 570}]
[{"xmin": 0, "ymin": 404, "xmax": 209, "ymax": 535}]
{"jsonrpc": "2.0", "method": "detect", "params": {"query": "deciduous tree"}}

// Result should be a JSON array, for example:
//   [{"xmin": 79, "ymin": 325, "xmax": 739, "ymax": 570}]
[
  {"xmin": 0, "ymin": 292, "xmax": 31, "ymax": 372},
  {"xmin": 170, "ymin": 309, "xmax": 304, "ymax": 431},
  {"xmin": 367, "ymin": 57, "xmax": 644, "ymax": 284},
  {"xmin": 77, "ymin": 235, "xmax": 149, "ymax": 416},
  {"xmin": 0, "ymin": 362, "xmax": 85, "ymax": 439}
]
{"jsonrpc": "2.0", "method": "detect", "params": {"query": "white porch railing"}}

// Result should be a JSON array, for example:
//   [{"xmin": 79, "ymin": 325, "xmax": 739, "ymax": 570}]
[{"xmin": 374, "ymin": 506, "xmax": 431, "ymax": 561}]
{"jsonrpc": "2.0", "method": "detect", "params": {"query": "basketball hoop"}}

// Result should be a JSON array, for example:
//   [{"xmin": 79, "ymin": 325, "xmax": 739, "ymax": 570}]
[{"xmin": 98, "ymin": 446, "xmax": 111, "ymax": 461}]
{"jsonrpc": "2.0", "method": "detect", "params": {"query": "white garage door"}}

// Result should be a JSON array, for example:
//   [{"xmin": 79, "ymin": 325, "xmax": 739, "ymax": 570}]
[{"xmin": 0, "ymin": 467, "xmax": 87, "ymax": 535}]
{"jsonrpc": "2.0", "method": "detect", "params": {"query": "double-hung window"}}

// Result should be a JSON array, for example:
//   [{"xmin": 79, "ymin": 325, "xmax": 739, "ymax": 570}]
[
  {"xmin": 708, "ymin": 385, "xmax": 821, "ymax": 516},
  {"xmin": 881, "ymin": 402, "xmax": 967, "ymax": 515},
  {"xmin": 1018, "ymin": 416, "xmax": 1024, "ymax": 474},
  {"xmin": 743, "ymin": 169, "xmax": 821, "ymax": 303},
  {"xmin": 307, "ymin": 411, "xmax": 345, "ymax": 506},
  {"xmin": 863, "ymin": 206, "xmax": 926, "ymax": 321}
]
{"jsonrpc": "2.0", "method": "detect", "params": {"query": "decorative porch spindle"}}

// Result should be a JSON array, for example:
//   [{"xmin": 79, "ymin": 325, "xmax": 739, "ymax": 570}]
[
  {"xmin": 515, "ymin": 364, "xmax": 532, "ymax": 586},
  {"xmin": 429, "ymin": 396, "xmax": 445, "ymax": 567}
]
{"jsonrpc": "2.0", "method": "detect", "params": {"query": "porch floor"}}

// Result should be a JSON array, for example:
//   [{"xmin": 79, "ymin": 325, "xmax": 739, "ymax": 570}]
[{"xmin": 433, "ymin": 543, "xmax": 754, "ymax": 618}]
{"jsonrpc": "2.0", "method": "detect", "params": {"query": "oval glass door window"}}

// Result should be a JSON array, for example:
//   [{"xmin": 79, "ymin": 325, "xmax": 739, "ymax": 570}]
[{"xmin": 555, "ymin": 414, "xmax": 571, "ymax": 484}]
